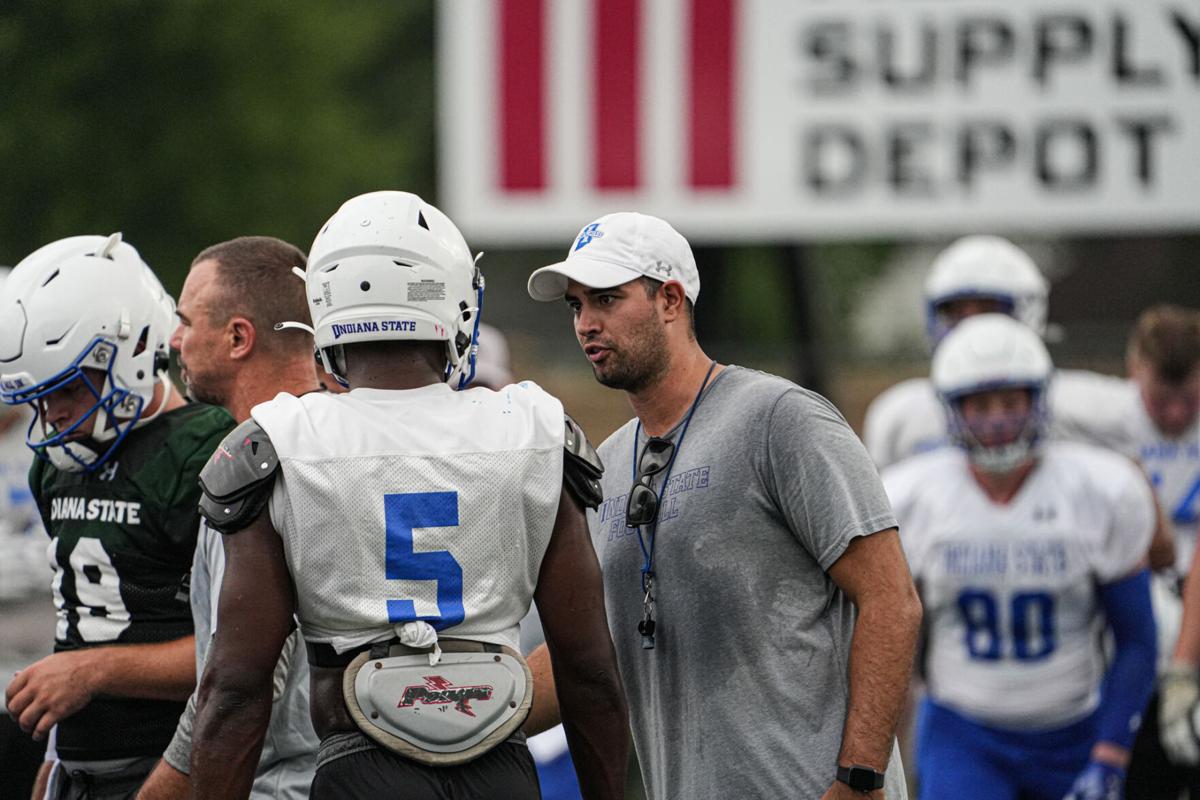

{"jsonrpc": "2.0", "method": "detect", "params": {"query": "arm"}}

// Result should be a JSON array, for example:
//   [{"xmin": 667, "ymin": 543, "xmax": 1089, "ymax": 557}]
[
  {"xmin": 5, "ymin": 636, "xmax": 195, "ymax": 741},
  {"xmin": 824, "ymin": 528, "xmax": 922, "ymax": 800},
  {"xmin": 522, "ymin": 642, "xmax": 560, "ymax": 736},
  {"xmin": 135, "ymin": 760, "xmax": 189, "ymax": 800},
  {"xmin": 191, "ymin": 507, "xmax": 295, "ymax": 800},
  {"xmin": 1062, "ymin": 567, "xmax": 1157, "ymax": 799},
  {"xmin": 1146, "ymin": 481, "xmax": 1176, "ymax": 572},
  {"xmin": 1176, "ymin": 541, "xmax": 1200, "ymax": 667},
  {"xmin": 1095, "ymin": 567, "xmax": 1157, "ymax": 765},
  {"xmin": 31, "ymin": 761, "xmax": 51, "ymax": 800},
  {"xmin": 1162, "ymin": 542, "xmax": 1200, "ymax": 765},
  {"xmin": 533, "ymin": 487, "xmax": 629, "ymax": 800}
]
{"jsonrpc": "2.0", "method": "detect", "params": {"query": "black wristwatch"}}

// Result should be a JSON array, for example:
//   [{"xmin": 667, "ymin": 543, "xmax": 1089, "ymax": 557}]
[{"xmin": 836, "ymin": 764, "xmax": 885, "ymax": 793}]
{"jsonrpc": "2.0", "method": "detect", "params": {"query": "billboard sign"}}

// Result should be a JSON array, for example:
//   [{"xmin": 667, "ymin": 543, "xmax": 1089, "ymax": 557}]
[{"xmin": 438, "ymin": 1, "xmax": 1200, "ymax": 242}]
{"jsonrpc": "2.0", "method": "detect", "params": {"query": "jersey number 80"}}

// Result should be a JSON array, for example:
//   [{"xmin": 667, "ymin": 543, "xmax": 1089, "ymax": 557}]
[{"xmin": 957, "ymin": 588, "xmax": 1056, "ymax": 662}]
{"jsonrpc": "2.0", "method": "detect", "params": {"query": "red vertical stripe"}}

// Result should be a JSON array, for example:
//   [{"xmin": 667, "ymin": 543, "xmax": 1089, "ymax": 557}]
[
  {"xmin": 500, "ymin": 0, "xmax": 545, "ymax": 191},
  {"xmin": 689, "ymin": 0, "xmax": 736, "ymax": 189},
  {"xmin": 594, "ymin": 0, "xmax": 641, "ymax": 189}
]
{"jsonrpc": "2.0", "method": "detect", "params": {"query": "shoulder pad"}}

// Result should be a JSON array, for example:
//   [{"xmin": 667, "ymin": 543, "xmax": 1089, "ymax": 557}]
[
  {"xmin": 563, "ymin": 414, "xmax": 603, "ymax": 510},
  {"xmin": 198, "ymin": 418, "xmax": 280, "ymax": 534}
]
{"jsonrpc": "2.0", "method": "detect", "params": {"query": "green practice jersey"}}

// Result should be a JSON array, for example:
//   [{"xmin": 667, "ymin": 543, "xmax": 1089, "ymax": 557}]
[{"xmin": 29, "ymin": 401, "xmax": 234, "ymax": 760}]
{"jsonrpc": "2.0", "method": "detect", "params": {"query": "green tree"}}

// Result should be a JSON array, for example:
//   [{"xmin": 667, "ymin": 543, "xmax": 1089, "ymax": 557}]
[{"xmin": 0, "ymin": 0, "xmax": 435, "ymax": 292}]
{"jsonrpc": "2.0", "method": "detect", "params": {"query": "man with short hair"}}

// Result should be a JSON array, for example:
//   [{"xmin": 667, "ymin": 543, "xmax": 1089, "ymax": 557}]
[
  {"xmin": 1096, "ymin": 305, "xmax": 1200, "ymax": 797},
  {"xmin": 526, "ymin": 211, "xmax": 921, "ymax": 799},
  {"xmin": 136, "ymin": 235, "xmax": 321, "ymax": 800},
  {"xmin": 0, "ymin": 234, "xmax": 234, "ymax": 799},
  {"xmin": 190, "ymin": 192, "xmax": 628, "ymax": 800}
]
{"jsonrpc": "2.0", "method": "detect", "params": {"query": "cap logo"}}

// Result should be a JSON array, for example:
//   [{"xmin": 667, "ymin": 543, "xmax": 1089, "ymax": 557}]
[
  {"xmin": 651, "ymin": 261, "xmax": 673, "ymax": 277},
  {"xmin": 573, "ymin": 223, "xmax": 604, "ymax": 251}
]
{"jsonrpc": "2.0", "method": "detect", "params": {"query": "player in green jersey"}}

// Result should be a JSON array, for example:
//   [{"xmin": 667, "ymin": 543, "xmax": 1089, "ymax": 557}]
[{"xmin": 0, "ymin": 233, "xmax": 233, "ymax": 799}]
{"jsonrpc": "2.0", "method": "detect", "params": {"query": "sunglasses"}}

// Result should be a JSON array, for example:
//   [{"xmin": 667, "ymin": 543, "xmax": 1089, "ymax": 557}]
[{"xmin": 625, "ymin": 437, "xmax": 675, "ymax": 528}]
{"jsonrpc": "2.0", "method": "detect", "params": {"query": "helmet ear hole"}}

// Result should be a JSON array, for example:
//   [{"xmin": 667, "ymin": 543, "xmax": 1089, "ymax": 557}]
[{"xmin": 132, "ymin": 326, "xmax": 150, "ymax": 357}]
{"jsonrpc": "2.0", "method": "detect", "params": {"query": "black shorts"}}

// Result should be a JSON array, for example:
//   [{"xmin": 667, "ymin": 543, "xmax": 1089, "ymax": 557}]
[
  {"xmin": 45, "ymin": 756, "xmax": 157, "ymax": 800},
  {"xmin": 311, "ymin": 734, "xmax": 541, "ymax": 800}
]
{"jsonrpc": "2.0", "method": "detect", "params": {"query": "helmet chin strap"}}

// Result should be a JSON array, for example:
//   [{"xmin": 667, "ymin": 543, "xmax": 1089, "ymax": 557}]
[
  {"xmin": 450, "ymin": 260, "xmax": 486, "ymax": 390},
  {"xmin": 46, "ymin": 439, "xmax": 101, "ymax": 473},
  {"xmin": 93, "ymin": 373, "xmax": 171, "ymax": 442},
  {"xmin": 47, "ymin": 373, "xmax": 171, "ymax": 472}
]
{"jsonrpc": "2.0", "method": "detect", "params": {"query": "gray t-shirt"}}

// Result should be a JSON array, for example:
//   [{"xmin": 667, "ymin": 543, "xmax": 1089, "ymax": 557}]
[
  {"xmin": 163, "ymin": 523, "xmax": 318, "ymax": 799},
  {"xmin": 588, "ymin": 366, "xmax": 906, "ymax": 799}
]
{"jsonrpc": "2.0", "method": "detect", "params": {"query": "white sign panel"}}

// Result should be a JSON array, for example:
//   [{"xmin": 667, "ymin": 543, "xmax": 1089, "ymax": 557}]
[{"xmin": 438, "ymin": 1, "xmax": 1200, "ymax": 243}]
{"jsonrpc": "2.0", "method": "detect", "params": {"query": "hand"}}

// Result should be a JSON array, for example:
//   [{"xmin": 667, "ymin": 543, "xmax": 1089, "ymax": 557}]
[
  {"xmin": 1161, "ymin": 664, "xmax": 1200, "ymax": 765},
  {"xmin": 5, "ymin": 650, "xmax": 98, "ymax": 740},
  {"xmin": 1062, "ymin": 760, "xmax": 1124, "ymax": 800}
]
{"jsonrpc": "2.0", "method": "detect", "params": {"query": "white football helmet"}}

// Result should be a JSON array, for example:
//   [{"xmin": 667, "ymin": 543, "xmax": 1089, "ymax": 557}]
[
  {"xmin": 0, "ymin": 234, "xmax": 176, "ymax": 472},
  {"xmin": 924, "ymin": 235, "xmax": 1049, "ymax": 346},
  {"xmin": 285, "ymin": 191, "xmax": 483, "ymax": 388},
  {"xmin": 932, "ymin": 313, "xmax": 1053, "ymax": 474}
]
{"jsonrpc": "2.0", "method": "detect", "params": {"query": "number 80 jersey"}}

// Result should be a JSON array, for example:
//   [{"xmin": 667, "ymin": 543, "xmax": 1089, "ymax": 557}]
[
  {"xmin": 883, "ymin": 441, "xmax": 1155, "ymax": 730},
  {"xmin": 251, "ymin": 382, "xmax": 565, "ymax": 656}
]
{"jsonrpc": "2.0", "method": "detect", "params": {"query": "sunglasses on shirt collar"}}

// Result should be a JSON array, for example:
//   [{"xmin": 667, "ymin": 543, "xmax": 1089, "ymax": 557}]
[{"xmin": 625, "ymin": 437, "xmax": 675, "ymax": 528}]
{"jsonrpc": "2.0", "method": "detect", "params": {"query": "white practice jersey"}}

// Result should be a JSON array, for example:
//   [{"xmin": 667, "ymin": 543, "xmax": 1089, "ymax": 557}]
[
  {"xmin": 864, "ymin": 369, "xmax": 1136, "ymax": 471},
  {"xmin": 885, "ymin": 441, "xmax": 1154, "ymax": 730},
  {"xmin": 1056, "ymin": 378, "xmax": 1200, "ymax": 570},
  {"xmin": 252, "ymin": 382, "xmax": 565, "ymax": 655}
]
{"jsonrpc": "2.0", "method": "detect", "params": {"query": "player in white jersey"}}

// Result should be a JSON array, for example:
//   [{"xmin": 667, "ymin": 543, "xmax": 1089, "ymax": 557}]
[
  {"xmin": 886, "ymin": 314, "xmax": 1158, "ymax": 800},
  {"xmin": 863, "ymin": 237, "xmax": 1152, "ymax": 477},
  {"xmin": 188, "ymin": 192, "xmax": 628, "ymax": 800},
  {"xmin": 864, "ymin": 235, "xmax": 1048, "ymax": 467},
  {"xmin": 1100, "ymin": 306, "xmax": 1200, "ymax": 795}
]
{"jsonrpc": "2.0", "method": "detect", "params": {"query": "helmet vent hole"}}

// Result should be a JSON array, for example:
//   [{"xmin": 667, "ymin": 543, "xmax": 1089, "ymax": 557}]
[
  {"xmin": 417, "ymin": 211, "xmax": 430, "ymax": 231},
  {"xmin": 132, "ymin": 326, "xmax": 150, "ymax": 357},
  {"xmin": 136, "ymin": 370, "xmax": 145, "ymax": 380},
  {"xmin": 459, "ymin": 300, "xmax": 471, "ymax": 322},
  {"xmin": 360, "ymin": 281, "xmax": 371, "ymax": 291},
  {"xmin": 392, "ymin": 260, "xmax": 413, "ymax": 269},
  {"xmin": 322, "ymin": 263, "xmax": 339, "ymax": 273},
  {"xmin": 41, "ymin": 269, "xmax": 60, "ymax": 287},
  {"xmin": 45, "ymin": 322, "xmax": 77, "ymax": 346}
]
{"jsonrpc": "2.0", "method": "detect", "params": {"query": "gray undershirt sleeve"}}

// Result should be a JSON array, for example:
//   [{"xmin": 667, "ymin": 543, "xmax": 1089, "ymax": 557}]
[{"xmin": 162, "ymin": 690, "xmax": 197, "ymax": 775}]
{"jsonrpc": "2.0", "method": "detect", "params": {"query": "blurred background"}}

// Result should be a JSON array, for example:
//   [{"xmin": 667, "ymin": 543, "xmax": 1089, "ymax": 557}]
[
  {"xmin": 0, "ymin": 1, "xmax": 1194, "ymax": 443},
  {"xmin": 0, "ymin": 0, "xmax": 1197, "ymax": 794}
]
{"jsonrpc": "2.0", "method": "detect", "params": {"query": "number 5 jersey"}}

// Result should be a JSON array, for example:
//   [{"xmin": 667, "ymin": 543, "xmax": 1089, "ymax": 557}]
[
  {"xmin": 250, "ymin": 382, "xmax": 564, "ymax": 656},
  {"xmin": 883, "ymin": 441, "xmax": 1156, "ymax": 730}
]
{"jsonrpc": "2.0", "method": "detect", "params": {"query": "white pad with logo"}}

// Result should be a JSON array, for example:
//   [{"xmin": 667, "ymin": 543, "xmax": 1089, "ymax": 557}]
[{"xmin": 343, "ymin": 643, "xmax": 532, "ymax": 766}]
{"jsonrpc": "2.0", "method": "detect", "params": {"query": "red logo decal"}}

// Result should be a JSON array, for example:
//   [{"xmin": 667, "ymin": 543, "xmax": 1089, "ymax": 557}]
[{"xmin": 398, "ymin": 675, "xmax": 494, "ymax": 717}]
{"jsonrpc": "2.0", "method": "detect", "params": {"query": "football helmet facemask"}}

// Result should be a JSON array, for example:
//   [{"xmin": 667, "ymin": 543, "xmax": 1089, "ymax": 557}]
[
  {"xmin": 281, "ymin": 191, "xmax": 484, "ymax": 389},
  {"xmin": 932, "ymin": 313, "xmax": 1053, "ymax": 475},
  {"xmin": 0, "ymin": 234, "xmax": 176, "ymax": 472},
  {"xmin": 924, "ymin": 235, "xmax": 1049, "ymax": 347}
]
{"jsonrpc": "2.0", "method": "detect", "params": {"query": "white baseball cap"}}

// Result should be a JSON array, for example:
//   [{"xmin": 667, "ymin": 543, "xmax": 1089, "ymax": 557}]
[{"xmin": 527, "ymin": 212, "xmax": 700, "ymax": 303}]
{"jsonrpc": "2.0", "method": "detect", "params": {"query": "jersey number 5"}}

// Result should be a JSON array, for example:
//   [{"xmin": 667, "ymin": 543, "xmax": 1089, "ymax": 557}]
[{"xmin": 384, "ymin": 491, "xmax": 465, "ymax": 630}]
